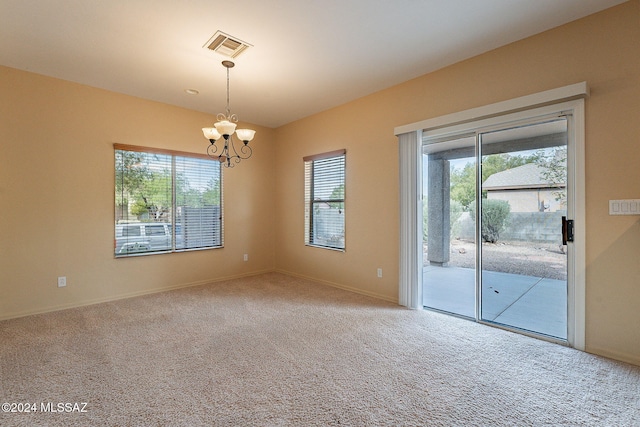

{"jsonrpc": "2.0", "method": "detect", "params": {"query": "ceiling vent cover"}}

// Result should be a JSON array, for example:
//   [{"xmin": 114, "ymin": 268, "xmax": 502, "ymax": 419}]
[{"xmin": 204, "ymin": 31, "xmax": 252, "ymax": 58}]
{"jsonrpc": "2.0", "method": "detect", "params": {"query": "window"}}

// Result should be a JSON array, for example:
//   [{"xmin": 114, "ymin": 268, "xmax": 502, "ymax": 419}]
[
  {"xmin": 115, "ymin": 144, "xmax": 223, "ymax": 257},
  {"xmin": 304, "ymin": 150, "xmax": 346, "ymax": 250}
]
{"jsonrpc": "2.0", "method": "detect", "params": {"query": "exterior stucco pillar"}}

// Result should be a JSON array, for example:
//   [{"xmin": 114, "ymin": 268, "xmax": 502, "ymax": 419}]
[{"xmin": 427, "ymin": 158, "xmax": 450, "ymax": 266}]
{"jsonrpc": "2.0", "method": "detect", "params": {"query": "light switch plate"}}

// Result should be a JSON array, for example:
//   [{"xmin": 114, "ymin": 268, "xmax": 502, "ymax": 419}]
[{"xmin": 609, "ymin": 199, "xmax": 640, "ymax": 215}]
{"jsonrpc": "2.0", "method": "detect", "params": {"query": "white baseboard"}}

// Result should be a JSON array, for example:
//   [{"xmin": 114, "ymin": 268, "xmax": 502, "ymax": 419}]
[
  {"xmin": 587, "ymin": 346, "xmax": 640, "ymax": 367},
  {"xmin": 274, "ymin": 269, "xmax": 398, "ymax": 305},
  {"xmin": 0, "ymin": 269, "xmax": 274, "ymax": 322}
]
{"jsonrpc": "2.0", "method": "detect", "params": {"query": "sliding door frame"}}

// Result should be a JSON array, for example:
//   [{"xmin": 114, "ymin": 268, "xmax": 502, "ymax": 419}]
[{"xmin": 396, "ymin": 83, "xmax": 587, "ymax": 350}]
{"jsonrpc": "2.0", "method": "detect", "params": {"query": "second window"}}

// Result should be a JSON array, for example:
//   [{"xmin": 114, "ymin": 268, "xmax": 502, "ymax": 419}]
[{"xmin": 304, "ymin": 150, "xmax": 346, "ymax": 250}]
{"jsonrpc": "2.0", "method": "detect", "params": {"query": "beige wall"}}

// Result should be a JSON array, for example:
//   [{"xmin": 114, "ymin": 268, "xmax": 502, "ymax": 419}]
[
  {"xmin": 274, "ymin": 0, "xmax": 640, "ymax": 364},
  {"xmin": 0, "ymin": 66, "xmax": 276, "ymax": 319},
  {"xmin": 487, "ymin": 189, "xmax": 565, "ymax": 213},
  {"xmin": 1, "ymin": 1, "xmax": 638, "ymax": 366}
]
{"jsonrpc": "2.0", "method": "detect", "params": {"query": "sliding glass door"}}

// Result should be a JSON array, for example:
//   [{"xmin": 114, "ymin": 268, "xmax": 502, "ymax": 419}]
[
  {"xmin": 422, "ymin": 134, "xmax": 476, "ymax": 318},
  {"xmin": 423, "ymin": 115, "xmax": 571, "ymax": 341},
  {"xmin": 478, "ymin": 119, "xmax": 568, "ymax": 339}
]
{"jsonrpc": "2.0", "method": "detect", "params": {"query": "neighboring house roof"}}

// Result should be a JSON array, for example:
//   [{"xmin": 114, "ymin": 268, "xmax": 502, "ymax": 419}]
[{"xmin": 483, "ymin": 163, "xmax": 565, "ymax": 190}]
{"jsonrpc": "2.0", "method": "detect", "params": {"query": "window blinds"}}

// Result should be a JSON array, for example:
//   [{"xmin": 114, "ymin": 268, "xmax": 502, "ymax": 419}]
[
  {"xmin": 115, "ymin": 144, "xmax": 222, "ymax": 257},
  {"xmin": 304, "ymin": 150, "xmax": 346, "ymax": 250}
]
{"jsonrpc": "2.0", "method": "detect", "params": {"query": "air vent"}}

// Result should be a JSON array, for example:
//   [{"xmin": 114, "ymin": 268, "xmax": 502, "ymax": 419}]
[{"xmin": 204, "ymin": 31, "xmax": 252, "ymax": 58}]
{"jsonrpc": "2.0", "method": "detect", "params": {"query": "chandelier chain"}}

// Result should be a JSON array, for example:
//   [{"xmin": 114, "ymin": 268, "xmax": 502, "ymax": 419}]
[{"xmin": 226, "ymin": 65, "xmax": 231, "ymax": 117}]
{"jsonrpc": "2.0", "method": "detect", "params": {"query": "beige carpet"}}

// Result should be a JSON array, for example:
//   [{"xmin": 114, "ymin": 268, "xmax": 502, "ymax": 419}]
[{"xmin": 1, "ymin": 272, "xmax": 639, "ymax": 426}]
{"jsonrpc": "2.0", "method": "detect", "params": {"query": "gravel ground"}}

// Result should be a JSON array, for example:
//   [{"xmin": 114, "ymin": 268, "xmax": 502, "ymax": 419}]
[{"xmin": 424, "ymin": 239, "xmax": 567, "ymax": 281}]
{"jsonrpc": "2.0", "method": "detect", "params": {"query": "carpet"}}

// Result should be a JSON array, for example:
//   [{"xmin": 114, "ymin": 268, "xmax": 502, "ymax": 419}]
[{"xmin": 1, "ymin": 272, "xmax": 639, "ymax": 426}]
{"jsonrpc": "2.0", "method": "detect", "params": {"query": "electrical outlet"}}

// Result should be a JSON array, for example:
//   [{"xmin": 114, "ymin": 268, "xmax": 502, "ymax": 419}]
[
  {"xmin": 243, "ymin": 254, "xmax": 248, "ymax": 262},
  {"xmin": 377, "ymin": 268, "xmax": 383, "ymax": 278},
  {"xmin": 57, "ymin": 276, "xmax": 67, "ymax": 287}
]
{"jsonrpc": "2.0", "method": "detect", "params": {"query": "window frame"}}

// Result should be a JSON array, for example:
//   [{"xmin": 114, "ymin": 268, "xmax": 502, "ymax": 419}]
[
  {"xmin": 114, "ymin": 143, "xmax": 223, "ymax": 257},
  {"xmin": 304, "ymin": 149, "xmax": 346, "ymax": 251}
]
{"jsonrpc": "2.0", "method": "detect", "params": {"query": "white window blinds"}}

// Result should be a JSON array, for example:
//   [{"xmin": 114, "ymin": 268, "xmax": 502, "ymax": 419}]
[
  {"xmin": 304, "ymin": 150, "xmax": 346, "ymax": 250},
  {"xmin": 115, "ymin": 144, "xmax": 223, "ymax": 257}
]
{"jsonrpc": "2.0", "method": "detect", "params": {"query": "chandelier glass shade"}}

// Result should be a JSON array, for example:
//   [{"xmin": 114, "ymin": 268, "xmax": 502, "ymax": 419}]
[{"xmin": 202, "ymin": 60, "xmax": 255, "ymax": 168}]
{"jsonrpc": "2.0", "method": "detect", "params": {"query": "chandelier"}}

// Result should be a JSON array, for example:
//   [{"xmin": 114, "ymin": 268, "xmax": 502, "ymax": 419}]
[{"xmin": 202, "ymin": 60, "xmax": 256, "ymax": 168}]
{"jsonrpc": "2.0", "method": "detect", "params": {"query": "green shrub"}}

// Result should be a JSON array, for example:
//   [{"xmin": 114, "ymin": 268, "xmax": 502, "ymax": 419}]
[
  {"xmin": 470, "ymin": 199, "xmax": 511, "ymax": 243},
  {"xmin": 449, "ymin": 200, "xmax": 464, "ymax": 238}
]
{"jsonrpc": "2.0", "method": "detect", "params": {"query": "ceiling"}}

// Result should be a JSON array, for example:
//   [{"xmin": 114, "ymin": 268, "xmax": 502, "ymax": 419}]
[{"xmin": 0, "ymin": 0, "xmax": 626, "ymax": 128}]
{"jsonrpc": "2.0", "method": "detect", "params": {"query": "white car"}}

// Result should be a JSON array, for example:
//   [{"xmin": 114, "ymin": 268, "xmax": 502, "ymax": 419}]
[{"xmin": 115, "ymin": 223, "xmax": 171, "ymax": 255}]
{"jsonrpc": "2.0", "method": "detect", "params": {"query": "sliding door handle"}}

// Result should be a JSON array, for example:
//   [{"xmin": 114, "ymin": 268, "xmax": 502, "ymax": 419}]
[{"xmin": 562, "ymin": 216, "xmax": 574, "ymax": 244}]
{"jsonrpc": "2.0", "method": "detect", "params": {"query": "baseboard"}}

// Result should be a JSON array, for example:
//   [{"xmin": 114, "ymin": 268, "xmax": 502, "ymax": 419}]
[
  {"xmin": 587, "ymin": 346, "xmax": 640, "ymax": 367},
  {"xmin": 0, "ymin": 269, "xmax": 274, "ymax": 322},
  {"xmin": 275, "ymin": 269, "xmax": 398, "ymax": 305}
]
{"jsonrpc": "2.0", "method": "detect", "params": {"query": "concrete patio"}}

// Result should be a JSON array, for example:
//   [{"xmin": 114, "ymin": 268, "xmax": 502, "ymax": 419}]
[{"xmin": 423, "ymin": 265, "xmax": 567, "ymax": 339}]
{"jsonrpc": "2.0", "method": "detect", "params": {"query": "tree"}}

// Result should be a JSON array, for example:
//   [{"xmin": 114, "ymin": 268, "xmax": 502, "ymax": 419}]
[
  {"xmin": 328, "ymin": 184, "xmax": 345, "ymax": 212},
  {"xmin": 132, "ymin": 168, "xmax": 172, "ymax": 220},
  {"xmin": 115, "ymin": 151, "xmax": 172, "ymax": 221},
  {"xmin": 116, "ymin": 151, "xmax": 155, "ymax": 221},
  {"xmin": 481, "ymin": 153, "xmax": 539, "ymax": 183},
  {"xmin": 115, "ymin": 151, "xmax": 152, "ymax": 203},
  {"xmin": 203, "ymin": 176, "xmax": 221, "ymax": 206},
  {"xmin": 450, "ymin": 153, "xmax": 539, "ymax": 210},
  {"xmin": 450, "ymin": 162, "xmax": 476, "ymax": 210},
  {"xmin": 536, "ymin": 146, "xmax": 567, "ymax": 207}
]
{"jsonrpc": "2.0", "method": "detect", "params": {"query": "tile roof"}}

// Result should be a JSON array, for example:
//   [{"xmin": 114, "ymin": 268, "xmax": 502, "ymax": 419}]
[{"xmin": 483, "ymin": 163, "xmax": 565, "ymax": 189}]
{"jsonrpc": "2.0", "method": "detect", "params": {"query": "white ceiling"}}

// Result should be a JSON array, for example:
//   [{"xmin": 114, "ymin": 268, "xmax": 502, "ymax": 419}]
[{"xmin": 0, "ymin": 0, "xmax": 626, "ymax": 128}]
